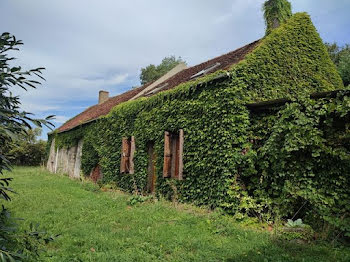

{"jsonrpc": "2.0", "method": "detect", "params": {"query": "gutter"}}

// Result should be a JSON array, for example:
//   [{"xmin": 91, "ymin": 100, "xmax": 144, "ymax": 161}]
[{"xmin": 246, "ymin": 90, "xmax": 347, "ymax": 110}]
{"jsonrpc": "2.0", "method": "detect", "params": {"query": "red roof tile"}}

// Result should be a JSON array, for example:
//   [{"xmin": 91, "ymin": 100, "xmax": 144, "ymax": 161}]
[
  {"xmin": 57, "ymin": 40, "xmax": 260, "ymax": 133},
  {"xmin": 57, "ymin": 85, "xmax": 149, "ymax": 132}
]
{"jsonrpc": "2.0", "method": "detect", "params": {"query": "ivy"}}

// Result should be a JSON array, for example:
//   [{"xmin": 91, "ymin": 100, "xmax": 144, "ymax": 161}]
[
  {"xmin": 52, "ymin": 126, "xmax": 87, "ymax": 149},
  {"xmin": 81, "ymin": 123, "xmax": 99, "ymax": 176},
  {"xmin": 49, "ymin": 13, "xmax": 349, "ymax": 237},
  {"xmin": 263, "ymin": 0, "xmax": 292, "ymax": 35},
  {"xmin": 245, "ymin": 92, "xmax": 350, "ymax": 237}
]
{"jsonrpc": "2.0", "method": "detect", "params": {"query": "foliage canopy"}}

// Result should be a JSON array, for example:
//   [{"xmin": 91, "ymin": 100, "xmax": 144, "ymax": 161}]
[
  {"xmin": 6, "ymin": 128, "xmax": 47, "ymax": 166},
  {"xmin": 0, "ymin": 32, "xmax": 54, "ymax": 260},
  {"xmin": 326, "ymin": 43, "xmax": 350, "ymax": 86}
]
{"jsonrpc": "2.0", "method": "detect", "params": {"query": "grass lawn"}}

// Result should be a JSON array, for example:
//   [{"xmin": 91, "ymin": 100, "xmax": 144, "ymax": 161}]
[{"xmin": 5, "ymin": 167, "xmax": 350, "ymax": 261}]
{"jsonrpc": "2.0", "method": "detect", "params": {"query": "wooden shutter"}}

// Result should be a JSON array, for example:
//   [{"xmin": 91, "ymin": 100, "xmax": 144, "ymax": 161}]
[
  {"xmin": 178, "ymin": 129, "xmax": 184, "ymax": 180},
  {"xmin": 120, "ymin": 137, "xmax": 130, "ymax": 173},
  {"xmin": 129, "ymin": 136, "xmax": 135, "ymax": 174},
  {"xmin": 173, "ymin": 129, "xmax": 184, "ymax": 180},
  {"xmin": 163, "ymin": 131, "xmax": 171, "ymax": 178},
  {"xmin": 172, "ymin": 136, "xmax": 179, "ymax": 178}
]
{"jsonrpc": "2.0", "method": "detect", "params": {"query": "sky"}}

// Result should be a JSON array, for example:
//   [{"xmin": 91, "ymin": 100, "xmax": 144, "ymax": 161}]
[{"xmin": 1, "ymin": 0, "xmax": 350, "ymax": 139}]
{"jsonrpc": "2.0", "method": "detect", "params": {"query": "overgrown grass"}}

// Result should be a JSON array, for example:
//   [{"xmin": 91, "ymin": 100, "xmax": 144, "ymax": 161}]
[{"xmin": 6, "ymin": 167, "xmax": 350, "ymax": 261}]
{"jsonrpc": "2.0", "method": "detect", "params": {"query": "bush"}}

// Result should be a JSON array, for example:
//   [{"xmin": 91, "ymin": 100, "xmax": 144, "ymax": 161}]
[
  {"xmin": 8, "ymin": 140, "xmax": 47, "ymax": 166},
  {"xmin": 0, "ymin": 206, "xmax": 57, "ymax": 260},
  {"xmin": 6, "ymin": 128, "xmax": 47, "ymax": 166}
]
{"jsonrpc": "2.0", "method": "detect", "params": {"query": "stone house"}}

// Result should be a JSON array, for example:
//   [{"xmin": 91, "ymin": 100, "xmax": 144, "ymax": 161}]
[
  {"xmin": 47, "ymin": 40, "xmax": 259, "ymax": 179},
  {"xmin": 46, "ymin": 13, "xmax": 344, "ymax": 207}
]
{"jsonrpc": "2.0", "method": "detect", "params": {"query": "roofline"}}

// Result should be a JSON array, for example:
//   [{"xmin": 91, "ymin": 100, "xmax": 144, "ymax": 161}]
[
  {"xmin": 55, "ymin": 40, "xmax": 260, "ymax": 134},
  {"xmin": 55, "ymin": 72, "xmax": 231, "ymax": 134},
  {"xmin": 56, "ymin": 118, "xmax": 98, "ymax": 134},
  {"xmin": 55, "ymin": 85, "xmax": 348, "ymax": 134}
]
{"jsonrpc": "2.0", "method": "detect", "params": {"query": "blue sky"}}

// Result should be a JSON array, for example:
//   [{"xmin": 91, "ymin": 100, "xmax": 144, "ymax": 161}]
[{"xmin": 1, "ymin": 0, "xmax": 349, "ymax": 139}]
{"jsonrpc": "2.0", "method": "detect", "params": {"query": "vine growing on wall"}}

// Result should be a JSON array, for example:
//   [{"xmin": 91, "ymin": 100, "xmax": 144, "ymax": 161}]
[
  {"xmin": 226, "ymin": 91, "xmax": 350, "ymax": 237},
  {"xmin": 48, "ymin": 13, "xmax": 349, "ymax": 237},
  {"xmin": 263, "ymin": 0, "xmax": 292, "ymax": 35}
]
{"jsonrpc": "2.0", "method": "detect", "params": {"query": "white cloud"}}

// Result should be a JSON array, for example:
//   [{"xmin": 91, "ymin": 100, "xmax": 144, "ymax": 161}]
[
  {"xmin": 20, "ymin": 103, "xmax": 59, "ymax": 113},
  {"xmin": 80, "ymin": 73, "xmax": 129, "ymax": 88},
  {"xmin": 214, "ymin": 13, "xmax": 233, "ymax": 25},
  {"xmin": 53, "ymin": 115, "xmax": 70, "ymax": 124},
  {"xmin": 1, "ymin": 0, "xmax": 349, "ymax": 139}
]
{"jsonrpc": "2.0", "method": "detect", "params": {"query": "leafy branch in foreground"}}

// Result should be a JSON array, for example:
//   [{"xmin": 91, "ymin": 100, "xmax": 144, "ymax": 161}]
[
  {"xmin": 0, "ymin": 206, "xmax": 58, "ymax": 261},
  {"xmin": 0, "ymin": 32, "xmax": 54, "ymax": 201},
  {"xmin": 1, "ymin": 32, "xmax": 55, "ymax": 260}
]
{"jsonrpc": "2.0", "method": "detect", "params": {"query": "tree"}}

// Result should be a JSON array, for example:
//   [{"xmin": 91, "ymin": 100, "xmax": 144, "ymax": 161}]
[
  {"xmin": 140, "ymin": 56, "xmax": 186, "ymax": 85},
  {"xmin": 338, "ymin": 52, "xmax": 350, "ymax": 86},
  {"xmin": 325, "ymin": 43, "xmax": 350, "ymax": 86},
  {"xmin": 263, "ymin": 0, "xmax": 292, "ymax": 35},
  {"xmin": 6, "ymin": 128, "xmax": 47, "ymax": 166},
  {"xmin": 0, "ymin": 32, "xmax": 54, "ymax": 260}
]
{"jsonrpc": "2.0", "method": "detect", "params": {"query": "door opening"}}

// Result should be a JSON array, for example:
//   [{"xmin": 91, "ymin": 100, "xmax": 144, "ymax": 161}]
[{"xmin": 146, "ymin": 142, "xmax": 157, "ymax": 194}]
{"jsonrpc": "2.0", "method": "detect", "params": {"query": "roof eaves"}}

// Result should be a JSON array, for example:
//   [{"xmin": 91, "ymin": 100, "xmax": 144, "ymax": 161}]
[
  {"xmin": 57, "ymin": 118, "xmax": 98, "ymax": 134},
  {"xmin": 246, "ymin": 90, "xmax": 347, "ymax": 110},
  {"xmin": 56, "ymin": 72, "xmax": 231, "ymax": 134}
]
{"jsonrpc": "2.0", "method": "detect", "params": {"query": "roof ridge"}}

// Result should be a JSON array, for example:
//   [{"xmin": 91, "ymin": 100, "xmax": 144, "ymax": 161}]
[
  {"xmin": 141, "ymin": 40, "xmax": 261, "ymax": 96},
  {"xmin": 186, "ymin": 40, "xmax": 261, "ymax": 72}
]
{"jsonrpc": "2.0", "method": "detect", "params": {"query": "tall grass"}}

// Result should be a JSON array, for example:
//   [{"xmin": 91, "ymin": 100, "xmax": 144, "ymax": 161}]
[{"xmin": 6, "ymin": 167, "xmax": 350, "ymax": 262}]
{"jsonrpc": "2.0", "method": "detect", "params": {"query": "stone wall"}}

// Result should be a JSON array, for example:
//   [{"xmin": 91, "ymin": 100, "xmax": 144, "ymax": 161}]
[
  {"xmin": 46, "ymin": 138, "xmax": 83, "ymax": 178},
  {"xmin": 46, "ymin": 138, "xmax": 56, "ymax": 173}
]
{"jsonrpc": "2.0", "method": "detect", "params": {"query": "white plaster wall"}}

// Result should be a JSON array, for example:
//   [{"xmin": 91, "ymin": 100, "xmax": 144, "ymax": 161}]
[
  {"xmin": 46, "ymin": 138, "xmax": 56, "ymax": 173},
  {"xmin": 73, "ymin": 140, "xmax": 84, "ymax": 178},
  {"xmin": 46, "ymin": 138, "xmax": 84, "ymax": 179}
]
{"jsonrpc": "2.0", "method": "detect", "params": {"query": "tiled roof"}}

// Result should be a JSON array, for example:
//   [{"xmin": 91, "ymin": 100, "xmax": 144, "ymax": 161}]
[
  {"xmin": 140, "ymin": 40, "xmax": 260, "ymax": 97},
  {"xmin": 57, "ymin": 85, "xmax": 150, "ymax": 132},
  {"xmin": 57, "ymin": 40, "xmax": 260, "ymax": 133}
]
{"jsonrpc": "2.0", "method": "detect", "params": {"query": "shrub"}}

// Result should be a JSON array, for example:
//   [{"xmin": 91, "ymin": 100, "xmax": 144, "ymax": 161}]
[
  {"xmin": 6, "ymin": 128, "xmax": 47, "ymax": 166},
  {"xmin": 8, "ymin": 140, "xmax": 47, "ymax": 166}
]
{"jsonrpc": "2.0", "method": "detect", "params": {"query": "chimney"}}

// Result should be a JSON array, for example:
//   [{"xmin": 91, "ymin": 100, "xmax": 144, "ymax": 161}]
[{"xmin": 98, "ymin": 90, "xmax": 109, "ymax": 104}]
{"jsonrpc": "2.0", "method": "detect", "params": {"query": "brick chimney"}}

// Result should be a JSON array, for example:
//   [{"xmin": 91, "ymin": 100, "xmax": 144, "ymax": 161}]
[{"xmin": 98, "ymin": 90, "xmax": 109, "ymax": 104}]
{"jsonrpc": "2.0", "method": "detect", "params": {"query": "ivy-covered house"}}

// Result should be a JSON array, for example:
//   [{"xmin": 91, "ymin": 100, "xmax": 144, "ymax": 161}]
[
  {"xmin": 47, "ymin": 13, "xmax": 350, "ymax": 234},
  {"xmin": 47, "ymin": 38, "xmax": 259, "ymax": 179}
]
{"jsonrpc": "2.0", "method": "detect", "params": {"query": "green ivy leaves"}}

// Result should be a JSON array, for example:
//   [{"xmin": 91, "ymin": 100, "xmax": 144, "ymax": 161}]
[{"xmin": 49, "ymin": 13, "xmax": 349, "ymax": 237}]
